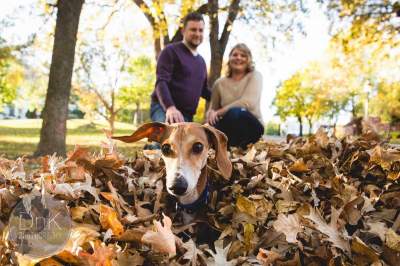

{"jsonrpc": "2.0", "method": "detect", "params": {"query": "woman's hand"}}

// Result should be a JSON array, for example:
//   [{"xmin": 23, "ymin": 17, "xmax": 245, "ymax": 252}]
[{"xmin": 206, "ymin": 109, "xmax": 220, "ymax": 126}]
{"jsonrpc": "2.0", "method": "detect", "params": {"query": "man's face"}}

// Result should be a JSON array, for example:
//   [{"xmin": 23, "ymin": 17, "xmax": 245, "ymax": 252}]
[{"xmin": 182, "ymin": 20, "xmax": 204, "ymax": 49}]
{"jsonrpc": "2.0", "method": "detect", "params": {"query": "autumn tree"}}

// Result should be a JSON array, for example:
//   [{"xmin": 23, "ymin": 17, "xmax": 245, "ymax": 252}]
[
  {"xmin": 75, "ymin": 41, "xmax": 130, "ymax": 133},
  {"xmin": 325, "ymin": 0, "xmax": 400, "ymax": 40},
  {"xmin": 35, "ymin": 0, "xmax": 84, "ymax": 157},
  {"xmin": 274, "ymin": 72, "xmax": 317, "ymax": 136},
  {"xmin": 0, "ymin": 49, "xmax": 23, "ymax": 108},
  {"xmin": 370, "ymin": 81, "xmax": 400, "ymax": 130},
  {"xmin": 118, "ymin": 56, "xmax": 155, "ymax": 126}
]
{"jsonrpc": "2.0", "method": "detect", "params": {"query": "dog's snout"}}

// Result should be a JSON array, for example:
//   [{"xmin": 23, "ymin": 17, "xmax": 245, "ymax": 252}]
[{"xmin": 169, "ymin": 175, "xmax": 188, "ymax": 195}]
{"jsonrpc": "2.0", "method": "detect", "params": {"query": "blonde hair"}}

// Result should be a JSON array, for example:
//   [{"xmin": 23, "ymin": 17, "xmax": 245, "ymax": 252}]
[{"xmin": 226, "ymin": 43, "xmax": 255, "ymax": 77}]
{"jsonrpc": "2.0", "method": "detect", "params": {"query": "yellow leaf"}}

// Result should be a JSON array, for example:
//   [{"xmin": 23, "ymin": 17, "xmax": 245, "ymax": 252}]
[
  {"xmin": 351, "ymin": 236, "xmax": 379, "ymax": 263},
  {"xmin": 236, "ymin": 195, "xmax": 257, "ymax": 217},
  {"xmin": 386, "ymin": 229, "xmax": 400, "ymax": 252},
  {"xmin": 70, "ymin": 206, "xmax": 89, "ymax": 222},
  {"xmin": 243, "ymin": 223, "xmax": 254, "ymax": 252}
]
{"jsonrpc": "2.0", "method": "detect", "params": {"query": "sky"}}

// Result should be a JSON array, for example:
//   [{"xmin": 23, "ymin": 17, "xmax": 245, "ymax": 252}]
[{"xmin": 1, "ymin": 0, "xmax": 331, "ymax": 124}]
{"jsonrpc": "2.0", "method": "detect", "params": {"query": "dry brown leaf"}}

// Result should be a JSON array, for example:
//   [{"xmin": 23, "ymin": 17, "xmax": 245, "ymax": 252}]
[
  {"xmin": 70, "ymin": 206, "xmax": 89, "ymax": 222},
  {"xmin": 256, "ymin": 248, "xmax": 282, "ymax": 265},
  {"xmin": 365, "ymin": 221, "xmax": 388, "ymax": 241},
  {"xmin": 206, "ymin": 240, "xmax": 237, "ymax": 266},
  {"xmin": 273, "ymin": 213, "xmax": 302, "ymax": 243},
  {"xmin": 351, "ymin": 236, "xmax": 380, "ymax": 263},
  {"xmin": 303, "ymin": 207, "xmax": 350, "ymax": 254},
  {"xmin": 141, "ymin": 213, "xmax": 176, "ymax": 256},
  {"xmin": 289, "ymin": 159, "xmax": 310, "ymax": 173},
  {"xmin": 236, "ymin": 195, "xmax": 257, "ymax": 217},
  {"xmin": 117, "ymin": 228, "xmax": 147, "ymax": 242}
]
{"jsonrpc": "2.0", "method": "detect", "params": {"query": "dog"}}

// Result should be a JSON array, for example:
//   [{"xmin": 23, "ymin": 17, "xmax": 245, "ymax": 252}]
[{"xmin": 112, "ymin": 122, "xmax": 232, "ymax": 213}]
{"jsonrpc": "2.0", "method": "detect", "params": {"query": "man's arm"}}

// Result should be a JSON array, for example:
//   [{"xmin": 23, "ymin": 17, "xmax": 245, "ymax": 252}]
[
  {"xmin": 155, "ymin": 48, "xmax": 175, "ymax": 110},
  {"xmin": 155, "ymin": 47, "xmax": 184, "ymax": 123}
]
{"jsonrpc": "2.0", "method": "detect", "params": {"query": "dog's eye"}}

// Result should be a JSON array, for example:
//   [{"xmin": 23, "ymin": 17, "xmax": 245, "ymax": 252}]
[
  {"xmin": 161, "ymin": 143, "xmax": 172, "ymax": 156},
  {"xmin": 192, "ymin": 142, "xmax": 203, "ymax": 154}
]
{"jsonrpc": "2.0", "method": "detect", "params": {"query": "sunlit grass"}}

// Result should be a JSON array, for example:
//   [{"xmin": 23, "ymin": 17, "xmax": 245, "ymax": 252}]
[{"xmin": 0, "ymin": 119, "xmax": 143, "ymax": 159}]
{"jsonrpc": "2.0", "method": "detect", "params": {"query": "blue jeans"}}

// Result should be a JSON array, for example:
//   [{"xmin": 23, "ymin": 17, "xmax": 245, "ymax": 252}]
[
  {"xmin": 215, "ymin": 107, "xmax": 264, "ymax": 149},
  {"xmin": 150, "ymin": 102, "xmax": 192, "ymax": 122}
]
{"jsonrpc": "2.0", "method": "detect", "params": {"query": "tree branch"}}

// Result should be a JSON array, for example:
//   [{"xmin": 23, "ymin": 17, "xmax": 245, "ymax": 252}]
[
  {"xmin": 132, "ymin": 0, "xmax": 156, "ymax": 28},
  {"xmin": 209, "ymin": 0, "xmax": 220, "ymax": 51},
  {"xmin": 220, "ymin": 0, "xmax": 240, "ymax": 51}
]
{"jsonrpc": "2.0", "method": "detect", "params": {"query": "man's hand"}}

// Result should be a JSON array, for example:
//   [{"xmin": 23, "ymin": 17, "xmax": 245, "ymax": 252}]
[
  {"xmin": 206, "ymin": 109, "xmax": 220, "ymax": 126},
  {"xmin": 165, "ymin": 106, "xmax": 185, "ymax": 124}
]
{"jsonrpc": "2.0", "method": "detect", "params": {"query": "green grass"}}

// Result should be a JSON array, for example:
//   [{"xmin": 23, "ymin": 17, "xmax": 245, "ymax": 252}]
[
  {"xmin": 0, "ymin": 119, "xmax": 144, "ymax": 159},
  {"xmin": 390, "ymin": 131, "xmax": 400, "ymax": 144}
]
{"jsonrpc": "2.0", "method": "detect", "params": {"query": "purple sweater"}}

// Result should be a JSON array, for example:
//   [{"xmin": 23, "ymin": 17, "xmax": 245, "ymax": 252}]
[{"xmin": 151, "ymin": 42, "xmax": 211, "ymax": 117}]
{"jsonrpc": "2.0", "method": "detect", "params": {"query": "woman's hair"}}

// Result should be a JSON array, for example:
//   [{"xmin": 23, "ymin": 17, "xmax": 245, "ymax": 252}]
[{"xmin": 226, "ymin": 43, "xmax": 255, "ymax": 77}]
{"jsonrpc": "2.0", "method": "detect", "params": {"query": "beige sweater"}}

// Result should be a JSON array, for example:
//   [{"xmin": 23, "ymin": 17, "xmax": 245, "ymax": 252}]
[{"xmin": 210, "ymin": 70, "xmax": 263, "ymax": 121}]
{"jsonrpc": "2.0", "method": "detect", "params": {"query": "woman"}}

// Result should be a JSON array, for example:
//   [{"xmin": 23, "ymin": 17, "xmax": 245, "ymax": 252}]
[{"xmin": 206, "ymin": 43, "xmax": 264, "ymax": 149}]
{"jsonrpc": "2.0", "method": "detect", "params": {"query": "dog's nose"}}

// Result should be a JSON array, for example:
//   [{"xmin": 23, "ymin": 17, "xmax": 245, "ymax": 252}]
[{"xmin": 169, "ymin": 175, "xmax": 188, "ymax": 195}]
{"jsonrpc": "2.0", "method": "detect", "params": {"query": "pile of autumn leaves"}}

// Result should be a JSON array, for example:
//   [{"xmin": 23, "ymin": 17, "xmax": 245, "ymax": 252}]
[{"xmin": 1, "ymin": 128, "xmax": 400, "ymax": 265}]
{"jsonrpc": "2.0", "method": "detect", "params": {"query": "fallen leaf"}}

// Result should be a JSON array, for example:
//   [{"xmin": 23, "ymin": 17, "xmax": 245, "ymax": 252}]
[
  {"xmin": 236, "ymin": 195, "xmax": 257, "ymax": 217},
  {"xmin": 141, "ymin": 213, "xmax": 176, "ymax": 256},
  {"xmin": 79, "ymin": 240, "xmax": 116, "ymax": 266},
  {"xmin": 206, "ymin": 239, "xmax": 237, "ymax": 266},
  {"xmin": 256, "ymin": 248, "xmax": 281, "ymax": 265},
  {"xmin": 99, "ymin": 204, "xmax": 124, "ymax": 236},
  {"xmin": 386, "ymin": 229, "xmax": 400, "ymax": 252},
  {"xmin": 273, "ymin": 213, "xmax": 302, "ymax": 243},
  {"xmin": 303, "ymin": 207, "xmax": 350, "ymax": 254}
]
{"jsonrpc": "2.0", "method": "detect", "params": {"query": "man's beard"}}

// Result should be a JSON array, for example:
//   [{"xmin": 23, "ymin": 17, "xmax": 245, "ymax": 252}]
[{"xmin": 186, "ymin": 39, "xmax": 201, "ymax": 49}]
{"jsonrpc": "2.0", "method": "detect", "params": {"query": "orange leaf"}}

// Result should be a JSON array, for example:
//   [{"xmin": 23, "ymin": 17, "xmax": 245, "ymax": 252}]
[
  {"xmin": 66, "ymin": 145, "xmax": 89, "ymax": 162},
  {"xmin": 79, "ymin": 240, "xmax": 116, "ymax": 266},
  {"xmin": 99, "ymin": 204, "xmax": 124, "ymax": 236}
]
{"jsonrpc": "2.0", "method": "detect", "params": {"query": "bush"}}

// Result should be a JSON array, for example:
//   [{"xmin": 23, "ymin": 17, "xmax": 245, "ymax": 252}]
[
  {"xmin": 265, "ymin": 121, "xmax": 280, "ymax": 136},
  {"xmin": 25, "ymin": 109, "xmax": 38, "ymax": 119},
  {"xmin": 69, "ymin": 108, "xmax": 85, "ymax": 119},
  {"xmin": 117, "ymin": 108, "xmax": 150, "ymax": 124}
]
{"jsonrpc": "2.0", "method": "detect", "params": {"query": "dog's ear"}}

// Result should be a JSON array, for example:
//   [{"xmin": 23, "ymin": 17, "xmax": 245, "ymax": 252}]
[
  {"xmin": 203, "ymin": 124, "xmax": 232, "ymax": 179},
  {"xmin": 112, "ymin": 122, "xmax": 172, "ymax": 143}
]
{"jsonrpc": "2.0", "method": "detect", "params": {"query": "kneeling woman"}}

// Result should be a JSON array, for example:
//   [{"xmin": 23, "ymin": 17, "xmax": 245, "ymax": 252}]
[{"xmin": 207, "ymin": 43, "xmax": 264, "ymax": 149}]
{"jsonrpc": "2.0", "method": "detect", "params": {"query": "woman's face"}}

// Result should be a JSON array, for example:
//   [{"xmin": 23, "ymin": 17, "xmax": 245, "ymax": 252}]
[{"xmin": 229, "ymin": 48, "xmax": 249, "ymax": 74}]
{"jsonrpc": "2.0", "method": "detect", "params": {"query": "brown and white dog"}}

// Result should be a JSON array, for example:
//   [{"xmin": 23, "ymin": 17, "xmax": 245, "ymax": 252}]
[{"xmin": 112, "ymin": 122, "xmax": 232, "ymax": 212}]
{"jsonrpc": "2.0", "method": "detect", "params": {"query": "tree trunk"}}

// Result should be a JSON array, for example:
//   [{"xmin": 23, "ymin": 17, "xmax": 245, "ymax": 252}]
[
  {"xmin": 133, "ymin": 102, "xmax": 140, "ymax": 126},
  {"xmin": 307, "ymin": 118, "xmax": 313, "ymax": 135},
  {"xmin": 205, "ymin": 0, "xmax": 240, "ymax": 116},
  {"xmin": 154, "ymin": 36, "xmax": 162, "ymax": 60},
  {"xmin": 298, "ymin": 116, "xmax": 303, "ymax": 136},
  {"xmin": 109, "ymin": 112, "xmax": 115, "ymax": 134},
  {"xmin": 34, "ymin": 0, "xmax": 84, "ymax": 157}
]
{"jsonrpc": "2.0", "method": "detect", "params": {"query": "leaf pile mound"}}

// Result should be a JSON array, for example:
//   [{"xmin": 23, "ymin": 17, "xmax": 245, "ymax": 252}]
[{"xmin": 1, "ymin": 128, "xmax": 400, "ymax": 265}]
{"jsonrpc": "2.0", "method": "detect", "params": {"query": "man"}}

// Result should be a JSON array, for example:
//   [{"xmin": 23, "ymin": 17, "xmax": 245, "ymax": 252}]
[{"xmin": 150, "ymin": 12, "xmax": 211, "ymax": 124}]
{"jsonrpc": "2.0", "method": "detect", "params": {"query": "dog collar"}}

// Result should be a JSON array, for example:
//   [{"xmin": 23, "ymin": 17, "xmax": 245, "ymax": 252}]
[{"xmin": 177, "ymin": 183, "xmax": 209, "ymax": 214}]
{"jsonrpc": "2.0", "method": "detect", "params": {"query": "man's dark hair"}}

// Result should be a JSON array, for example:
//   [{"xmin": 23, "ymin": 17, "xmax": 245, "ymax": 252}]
[{"xmin": 183, "ymin": 12, "xmax": 204, "ymax": 28}]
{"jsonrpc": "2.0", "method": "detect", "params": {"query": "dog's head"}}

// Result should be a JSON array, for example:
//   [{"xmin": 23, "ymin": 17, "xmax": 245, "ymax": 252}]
[{"xmin": 112, "ymin": 122, "xmax": 232, "ymax": 203}]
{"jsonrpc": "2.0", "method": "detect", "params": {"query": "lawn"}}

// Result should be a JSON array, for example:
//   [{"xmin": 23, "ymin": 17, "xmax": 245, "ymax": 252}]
[{"xmin": 0, "ymin": 119, "xmax": 143, "ymax": 159}]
